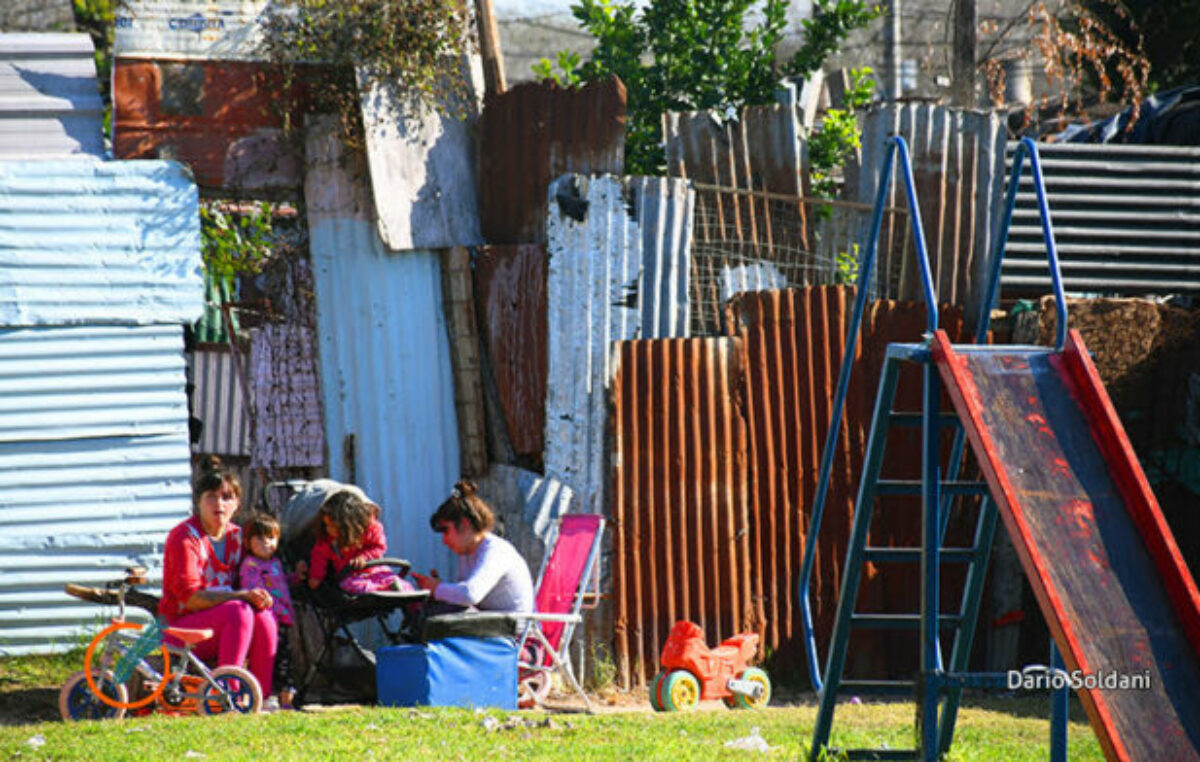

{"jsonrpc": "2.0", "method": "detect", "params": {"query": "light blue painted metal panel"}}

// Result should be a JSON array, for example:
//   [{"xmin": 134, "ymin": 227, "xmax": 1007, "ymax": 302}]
[
  {"xmin": 306, "ymin": 124, "xmax": 461, "ymax": 582},
  {"xmin": 0, "ymin": 159, "xmax": 203, "ymax": 327},
  {"xmin": 0, "ymin": 324, "xmax": 193, "ymax": 654},
  {"xmin": 630, "ymin": 176, "xmax": 693, "ymax": 338},
  {"xmin": 0, "ymin": 33, "xmax": 105, "ymax": 159}
]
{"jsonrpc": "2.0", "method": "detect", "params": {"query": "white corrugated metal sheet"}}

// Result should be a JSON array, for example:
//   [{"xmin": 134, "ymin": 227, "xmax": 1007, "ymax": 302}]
[
  {"xmin": 0, "ymin": 324, "xmax": 193, "ymax": 654},
  {"xmin": 0, "ymin": 159, "xmax": 203, "ymax": 326},
  {"xmin": 0, "ymin": 33, "xmax": 104, "ymax": 159},
  {"xmin": 544, "ymin": 174, "xmax": 641, "ymax": 515},
  {"xmin": 630, "ymin": 176, "xmax": 694, "ymax": 338},
  {"xmin": 188, "ymin": 346, "xmax": 250, "ymax": 456},
  {"xmin": 359, "ymin": 67, "xmax": 484, "ymax": 251},
  {"xmin": 306, "ymin": 124, "xmax": 461, "ymax": 579}
]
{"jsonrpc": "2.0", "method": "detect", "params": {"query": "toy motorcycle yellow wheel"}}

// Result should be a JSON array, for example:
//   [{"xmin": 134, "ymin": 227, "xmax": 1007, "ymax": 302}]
[
  {"xmin": 661, "ymin": 670, "xmax": 700, "ymax": 711},
  {"xmin": 728, "ymin": 667, "xmax": 771, "ymax": 709}
]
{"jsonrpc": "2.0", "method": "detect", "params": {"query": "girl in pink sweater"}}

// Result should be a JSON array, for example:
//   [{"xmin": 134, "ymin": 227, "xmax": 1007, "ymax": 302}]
[{"xmin": 299, "ymin": 490, "xmax": 413, "ymax": 594}]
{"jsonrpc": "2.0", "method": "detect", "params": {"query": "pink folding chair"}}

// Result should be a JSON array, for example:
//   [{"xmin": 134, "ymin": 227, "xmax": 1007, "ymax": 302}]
[{"xmin": 516, "ymin": 514, "xmax": 605, "ymax": 709}]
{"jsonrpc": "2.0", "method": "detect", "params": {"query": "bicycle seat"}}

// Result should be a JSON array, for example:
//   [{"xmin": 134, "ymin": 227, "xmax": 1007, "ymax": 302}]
[{"xmin": 165, "ymin": 627, "xmax": 213, "ymax": 646}]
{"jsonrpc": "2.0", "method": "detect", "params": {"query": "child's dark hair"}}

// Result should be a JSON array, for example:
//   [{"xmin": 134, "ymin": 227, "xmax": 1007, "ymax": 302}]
[
  {"xmin": 430, "ymin": 480, "xmax": 494, "ymax": 534},
  {"xmin": 317, "ymin": 490, "xmax": 378, "ymax": 549},
  {"xmin": 192, "ymin": 455, "xmax": 242, "ymax": 515},
  {"xmin": 243, "ymin": 512, "xmax": 281, "ymax": 544}
]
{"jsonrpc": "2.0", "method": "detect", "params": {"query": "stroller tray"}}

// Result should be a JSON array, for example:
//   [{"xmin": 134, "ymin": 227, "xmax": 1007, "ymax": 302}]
[{"xmin": 377, "ymin": 637, "xmax": 517, "ymax": 710}]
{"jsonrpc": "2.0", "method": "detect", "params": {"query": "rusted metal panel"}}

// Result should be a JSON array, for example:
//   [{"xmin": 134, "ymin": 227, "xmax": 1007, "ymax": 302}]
[
  {"xmin": 441, "ymin": 246, "xmax": 488, "ymax": 477},
  {"xmin": 478, "ymin": 77, "xmax": 625, "ymax": 244},
  {"xmin": 359, "ymin": 71, "xmax": 484, "ymax": 250},
  {"xmin": 611, "ymin": 336, "xmax": 753, "ymax": 688},
  {"xmin": 189, "ymin": 344, "xmax": 250, "ymax": 457},
  {"xmin": 473, "ymin": 244, "xmax": 548, "ymax": 457},
  {"xmin": 0, "ymin": 33, "xmax": 105, "ymax": 159},
  {"xmin": 113, "ymin": 59, "xmax": 305, "ymax": 193},
  {"xmin": 1004, "ymin": 142, "xmax": 1200, "ymax": 296},
  {"xmin": 725, "ymin": 285, "xmax": 969, "ymax": 682},
  {"xmin": 858, "ymin": 104, "xmax": 1006, "ymax": 324}
]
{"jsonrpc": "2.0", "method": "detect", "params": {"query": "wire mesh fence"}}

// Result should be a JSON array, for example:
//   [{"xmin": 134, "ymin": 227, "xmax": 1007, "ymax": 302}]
[{"xmin": 690, "ymin": 183, "xmax": 912, "ymax": 335}]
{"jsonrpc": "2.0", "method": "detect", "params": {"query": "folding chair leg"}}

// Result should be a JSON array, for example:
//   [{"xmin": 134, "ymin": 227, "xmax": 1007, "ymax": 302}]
[{"xmin": 534, "ymin": 629, "xmax": 594, "ymax": 712}]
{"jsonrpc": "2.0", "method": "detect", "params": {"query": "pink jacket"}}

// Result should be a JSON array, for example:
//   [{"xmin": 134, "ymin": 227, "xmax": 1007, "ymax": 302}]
[{"xmin": 308, "ymin": 519, "xmax": 388, "ymax": 587}]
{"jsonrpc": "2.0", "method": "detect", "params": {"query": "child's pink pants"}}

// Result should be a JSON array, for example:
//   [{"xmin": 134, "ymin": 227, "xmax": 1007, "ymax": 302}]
[{"xmin": 167, "ymin": 600, "xmax": 278, "ymax": 697}]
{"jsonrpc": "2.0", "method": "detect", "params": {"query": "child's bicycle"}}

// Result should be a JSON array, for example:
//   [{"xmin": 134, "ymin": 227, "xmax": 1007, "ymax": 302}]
[{"xmin": 60, "ymin": 567, "xmax": 263, "ymax": 721}]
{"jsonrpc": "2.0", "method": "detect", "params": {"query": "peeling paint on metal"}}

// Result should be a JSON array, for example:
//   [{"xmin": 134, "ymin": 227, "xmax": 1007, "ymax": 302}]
[
  {"xmin": 113, "ymin": 0, "xmax": 270, "ymax": 61},
  {"xmin": 305, "ymin": 122, "xmax": 461, "ymax": 580},
  {"xmin": 474, "ymin": 244, "xmax": 548, "ymax": 457},
  {"xmin": 0, "ymin": 33, "xmax": 104, "ymax": 159},
  {"xmin": 611, "ymin": 336, "xmax": 753, "ymax": 688},
  {"xmin": 359, "ymin": 67, "xmax": 484, "ymax": 251},
  {"xmin": 0, "ymin": 159, "xmax": 203, "ymax": 327},
  {"xmin": 858, "ymin": 104, "xmax": 1005, "ymax": 325},
  {"xmin": 1004, "ymin": 142, "xmax": 1200, "ymax": 296},
  {"xmin": 478, "ymin": 77, "xmax": 626, "ymax": 244},
  {"xmin": 0, "ymin": 324, "xmax": 193, "ymax": 654},
  {"xmin": 249, "ymin": 324, "xmax": 324, "ymax": 469}
]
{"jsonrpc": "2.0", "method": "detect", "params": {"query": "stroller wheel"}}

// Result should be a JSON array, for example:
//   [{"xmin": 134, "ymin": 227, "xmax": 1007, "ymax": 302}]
[
  {"xmin": 60, "ymin": 670, "xmax": 127, "ymax": 722},
  {"xmin": 201, "ymin": 667, "xmax": 263, "ymax": 715}
]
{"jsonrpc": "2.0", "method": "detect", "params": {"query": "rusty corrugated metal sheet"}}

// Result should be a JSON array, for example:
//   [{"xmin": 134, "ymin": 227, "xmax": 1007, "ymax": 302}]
[
  {"xmin": 726, "ymin": 286, "xmax": 970, "ymax": 683},
  {"xmin": 441, "ymin": 246, "xmax": 488, "ymax": 477},
  {"xmin": 611, "ymin": 336, "xmax": 753, "ymax": 687},
  {"xmin": 112, "ymin": 59, "xmax": 306, "ymax": 192},
  {"xmin": 857, "ymin": 104, "xmax": 1006, "ymax": 325},
  {"xmin": 474, "ymin": 244, "xmax": 548, "ymax": 457},
  {"xmin": 478, "ymin": 77, "xmax": 625, "ymax": 244}
]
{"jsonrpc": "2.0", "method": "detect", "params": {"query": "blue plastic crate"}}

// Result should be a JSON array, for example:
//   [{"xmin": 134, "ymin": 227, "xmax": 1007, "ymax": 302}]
[{"xmin": 376, "ymin": 637, "xmax": 518, "ymax": 709}]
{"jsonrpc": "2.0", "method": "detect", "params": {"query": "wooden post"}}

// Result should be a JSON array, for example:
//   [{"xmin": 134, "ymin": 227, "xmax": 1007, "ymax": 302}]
[
  {"xmin": 475, "ymin": 0, "xmax": 506, "ymax": 97},
  {"xmin": 951, "ymin": 0, "xmax": 976, "ymax": 106}
]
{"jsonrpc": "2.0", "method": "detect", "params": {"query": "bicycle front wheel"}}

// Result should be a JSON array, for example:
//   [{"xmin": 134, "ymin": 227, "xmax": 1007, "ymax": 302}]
[
  {"xmin": 200, "ymin": 666, "xmax": 262, "ymax": 715},
  {"xmin": 59, "ymin": 670, "xmax": 127, "ymax": 722},
  {"xmin": 84, "ymin": 622, "xmax": 169, "ymax": 710}
]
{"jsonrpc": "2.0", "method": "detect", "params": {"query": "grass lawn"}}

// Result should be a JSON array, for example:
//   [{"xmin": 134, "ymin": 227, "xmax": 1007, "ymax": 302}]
[{"xmin": 0, "ymin": 653, "xmax": 1105, "ymax": 760}]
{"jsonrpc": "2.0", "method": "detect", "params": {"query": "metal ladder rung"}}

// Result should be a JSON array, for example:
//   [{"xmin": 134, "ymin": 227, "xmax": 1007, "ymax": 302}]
[
  {"xmin": 875, "ymin": 480, "xmax": 988, "ymax": 497},
  {"xmin": 887, "ymin": 411, "xmax": 961, "ymax": 428},
  {"xmin": 864, "ymin": 547, "xmax": 977, "ymax": 563},
  {"xmin": 851, "ymin": 613, "xmax": 961, "ymax": 630}
]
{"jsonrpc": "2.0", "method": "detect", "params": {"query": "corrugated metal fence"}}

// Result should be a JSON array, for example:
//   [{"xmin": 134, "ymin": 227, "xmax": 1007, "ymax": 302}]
[
  {"xmin": 1004, "ymin": 142, "xmax": 1200, "ymax": 295},
  {"xmin": 611, "ymin": 285, "xmax": 969, "ymax": 686}
]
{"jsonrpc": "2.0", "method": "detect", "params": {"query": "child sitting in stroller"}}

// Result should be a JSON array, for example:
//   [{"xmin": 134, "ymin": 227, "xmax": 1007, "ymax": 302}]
[{"xmin": 297, "ymin": 490, "xmax": 414, "ymax": 594}]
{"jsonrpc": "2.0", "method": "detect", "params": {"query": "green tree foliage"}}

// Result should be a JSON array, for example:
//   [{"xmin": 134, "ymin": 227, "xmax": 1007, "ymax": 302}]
[
  {"xmin": 199, "ymin": 202, "xmax": 276, "ymax": 282},
  {"xmin": 538, "ymin": 0, "xmax": 879, "ymax": 175},
  {"xmin": 71, "ymin": 0, "xmax": 114, "ymax": 136}
]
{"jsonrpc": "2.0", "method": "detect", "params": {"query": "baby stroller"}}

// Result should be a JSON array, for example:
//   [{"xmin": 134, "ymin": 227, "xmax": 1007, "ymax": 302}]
[{"xmin": 269, "ymin": 480, "xmax": 429, "ymax": 707}]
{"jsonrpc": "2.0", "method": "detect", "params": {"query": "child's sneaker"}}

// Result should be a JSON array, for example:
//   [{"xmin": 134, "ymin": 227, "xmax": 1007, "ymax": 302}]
[
  {"xmin": 279, "ymin": 689, "xmax": 295, "ymax": 710},
  {"xmin": 262, "ymin": 696, "xmax": 282, "ymax": 713}
]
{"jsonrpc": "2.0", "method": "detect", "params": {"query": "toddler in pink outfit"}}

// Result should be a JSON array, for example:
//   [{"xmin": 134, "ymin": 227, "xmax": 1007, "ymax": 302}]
[
  {"xmin": 298, "ymin": 490, "xmax": 413, "ymax": 594},
  {"xmin": 238, "ymin": 513, "xmax": 297, "ymax": 709}
]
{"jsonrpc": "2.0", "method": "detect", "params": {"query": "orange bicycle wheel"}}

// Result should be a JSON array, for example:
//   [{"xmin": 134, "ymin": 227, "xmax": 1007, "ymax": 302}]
[{"xmin": 84, "ymin": 622, "xmax": 169, "ymax": 710}]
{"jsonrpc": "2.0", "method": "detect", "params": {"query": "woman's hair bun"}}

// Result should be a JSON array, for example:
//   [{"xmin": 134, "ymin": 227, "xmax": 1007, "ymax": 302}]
[
  {"xmin": 454, "ymin": 479, "xmax": 477, "ymax": 498},
  {"xmin": 199, "ymin": 455, "xmax": 224, "ymax": 476}
]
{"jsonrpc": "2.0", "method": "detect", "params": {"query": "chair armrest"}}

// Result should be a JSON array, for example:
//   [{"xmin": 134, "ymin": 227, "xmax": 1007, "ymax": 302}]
[{"xmin": 513, "ymin": 612, "xmax": 583, "ymax": 624}]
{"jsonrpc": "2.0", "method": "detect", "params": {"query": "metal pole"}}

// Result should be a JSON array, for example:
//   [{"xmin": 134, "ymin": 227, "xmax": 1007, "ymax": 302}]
[{"xmin": 888, "ymin": 0, "xmax": 903, "ymax": 100}]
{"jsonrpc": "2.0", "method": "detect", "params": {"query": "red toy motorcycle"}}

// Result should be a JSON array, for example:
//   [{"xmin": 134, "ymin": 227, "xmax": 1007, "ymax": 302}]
[{"xmin": 649, "ymin": 620, "xmax": 771, "ymax": 711}]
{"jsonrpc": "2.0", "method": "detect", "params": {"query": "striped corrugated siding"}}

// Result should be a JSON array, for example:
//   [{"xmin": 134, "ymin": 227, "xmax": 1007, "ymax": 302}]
[
  {"xmin": 0, "ymin": 33, "xmax": 104, "ymax": 159},
  {"xmin": 611, "ymin": 336, "xmax": 753, "ymax": 687},
  {"xmin": 306, "ymin": 123, "xmax": 461, "ymax": 581},
  {"xmin": 630, "ymin": 177, "xmax": 694, "ymax": 338},
  {"xmin": 0, "ymin": 324, "xmax": 193, "ymax": 654},
  {"xmin": 1003, "ymin": 142, "xmax": 1200, "ymax": 295},
  {"xmin": 544, "ymin": 175, "xmax": 642, "ymax": 516},
  {"xmin": 857, "ymin": 104, "xmax": 1006, "ymax": 324},
  {"xmin": 0, "ymin": 159, "xmax": 203, "ymax": 327},
  {"xmin": 189, "ymin": 346, "xmax": 250, "ymax": 456}
]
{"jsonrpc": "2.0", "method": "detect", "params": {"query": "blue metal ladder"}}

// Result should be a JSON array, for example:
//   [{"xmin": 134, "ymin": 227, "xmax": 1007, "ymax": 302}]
[{"xmin": 799, "ymin": 136, "xmax": 1072, "ymax": 761}]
